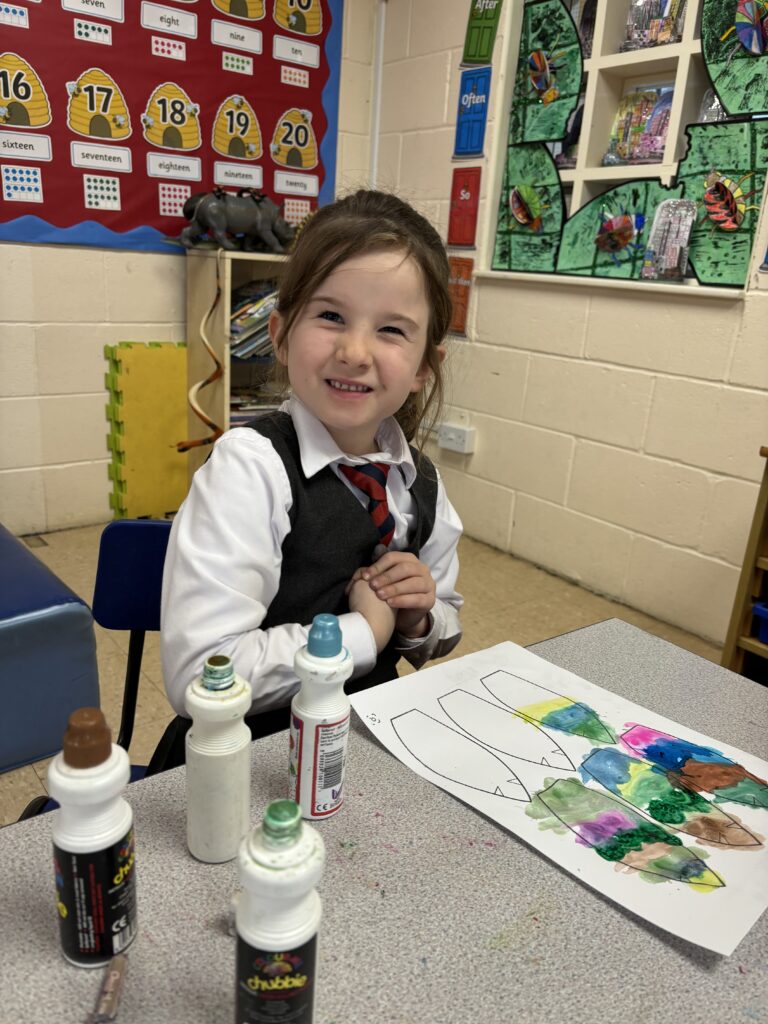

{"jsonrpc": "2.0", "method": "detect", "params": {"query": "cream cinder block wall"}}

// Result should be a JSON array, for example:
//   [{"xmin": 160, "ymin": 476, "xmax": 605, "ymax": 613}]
[
  {"xmin": 0, "ymin": 2, "xmax": 375, "ymax": 537},
  {"xmin": 378, "ymin": 0, "xmax": 768, "ymax": 644}
]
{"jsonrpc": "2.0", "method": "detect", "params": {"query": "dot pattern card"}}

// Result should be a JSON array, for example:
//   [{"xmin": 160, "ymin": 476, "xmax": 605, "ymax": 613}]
[
  {"xmin": 222, "ymin": 51, "xmax": 253, "ymax": 75},
  {"xmin": 282, "ymin": 197, "xmax": 311, "ymax": 225},
  {"xmin": 152, "ymin": 36, "xmax": 186, "ymax": 61},
  {"xmin": 83, "ymin": 174, "xmax": 121, "ymax": 211},
  {"xmin": 2, "ymin": 165, "xmax": 43, "ymax": 203},
  {"xmin": 73, "ymin": 19, "xmax": 112, "ymax": 44},
  {"xmin": 281, "ymin": 65, "xmax": 309, "ymax": 88},
  {"xmin": 0, "ymin": 4, "xmax": 28, "ymax": 28},
  {"xmin": 159, "ymin": 182, "xmax": 191, "ymax": 218}
]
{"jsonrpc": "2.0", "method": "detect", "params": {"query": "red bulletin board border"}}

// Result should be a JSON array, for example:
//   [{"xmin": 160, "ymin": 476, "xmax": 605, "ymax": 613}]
[{"xmin": 0, "ymin": 0, "xmax": 343, "ymax": 253}]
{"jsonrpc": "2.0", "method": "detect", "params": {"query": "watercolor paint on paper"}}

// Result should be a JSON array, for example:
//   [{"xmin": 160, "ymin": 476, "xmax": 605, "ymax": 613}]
[{"xmin": 622, "ymin": 726, "xmax": 768, "ymax": 810}]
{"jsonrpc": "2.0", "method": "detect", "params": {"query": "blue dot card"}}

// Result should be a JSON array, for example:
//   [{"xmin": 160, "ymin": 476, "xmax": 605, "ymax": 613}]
[{"xmin": 2, "ymin": 165, "xmax": 43, "ymax": 203}]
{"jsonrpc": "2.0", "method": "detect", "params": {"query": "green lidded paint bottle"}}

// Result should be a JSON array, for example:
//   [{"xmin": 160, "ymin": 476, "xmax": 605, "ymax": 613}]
[{"xmin": 235, "ymin": 799, "xmax": 325, "ymax": 1024}]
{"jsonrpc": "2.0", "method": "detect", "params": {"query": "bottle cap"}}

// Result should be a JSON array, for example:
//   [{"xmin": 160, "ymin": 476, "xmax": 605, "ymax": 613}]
[
  {"xmin": 263, "ymin": 799, "xmax": 302, "ymax": 846},
  {"xmin": 306, "ymin": 613, "xmax": 341, "ymax": 658},
  {"xmin": 202, "ymin": 654, "xmax": 235, "ymax": 690},
  {"xmin": 62, "ymin": 707, "xmax": 112, "ymax": 769}
]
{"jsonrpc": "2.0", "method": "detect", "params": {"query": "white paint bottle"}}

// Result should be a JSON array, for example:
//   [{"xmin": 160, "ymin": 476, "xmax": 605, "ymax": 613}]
[
  {"xmin": 236, "ymin": 799, "xmax": 325, "ymax": 1024},
  {"xmin": 289, "ymin": 614, "xmax": 353, "ymax": 820},
  {"xmin": 47, "ymin": 707, "xmax": 137, "ymax": 967},
  {"xmin": 185, "ymin": 653, "xmax": 252, "ymax": 863}
]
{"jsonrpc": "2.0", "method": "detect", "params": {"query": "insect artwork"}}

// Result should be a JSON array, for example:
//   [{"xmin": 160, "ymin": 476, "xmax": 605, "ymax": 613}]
[
  {"xmin": 720, "ymin": 0, "xmax": 768, "ymax": 65},
  {"xmin": 508, "ymin": 184, "xmax": 549, "ymax": 233},
  {"xmin": 593, "ymin": 207, "xmax": 646, "ymax": 265},
  {"xmin": 699, "ymin": 169, "xmax": 762, "ymax": 231},
  {"xmin": 528, "ymin": 35, "xmax": 567, "ymax": 105}
]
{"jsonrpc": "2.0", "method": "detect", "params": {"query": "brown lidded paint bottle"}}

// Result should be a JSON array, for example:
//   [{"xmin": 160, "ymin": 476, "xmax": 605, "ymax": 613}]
[{"xmin": 47, "ymin": 708, "xmax": 137, "ymax": 967}]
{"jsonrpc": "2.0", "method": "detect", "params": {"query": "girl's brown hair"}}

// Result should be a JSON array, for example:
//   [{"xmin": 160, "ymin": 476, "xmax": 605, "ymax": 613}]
[{"xmin": 272, "ymin": 189, "xmax": 451, "ymax": 446}]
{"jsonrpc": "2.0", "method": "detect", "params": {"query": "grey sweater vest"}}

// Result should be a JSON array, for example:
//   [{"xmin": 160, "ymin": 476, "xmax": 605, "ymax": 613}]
[{"xmin": 250, "ymin": 412, "xmax": 438, "ymax": 689}]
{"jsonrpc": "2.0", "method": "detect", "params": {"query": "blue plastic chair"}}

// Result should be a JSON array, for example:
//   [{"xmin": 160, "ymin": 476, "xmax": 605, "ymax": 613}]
[
  {"xmin": 91, "ymin": 518, "xmax": 173, "ymax": 754},
  {"xmin": 17, "ymin": 519, "xmax": 172, "ymax": 820}
]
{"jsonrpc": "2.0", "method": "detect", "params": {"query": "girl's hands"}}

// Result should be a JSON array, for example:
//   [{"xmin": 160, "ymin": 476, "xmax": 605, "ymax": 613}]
[
  {"xmin": 347, "ymin": 552, "xmax": 436, "ymax": 639},
  {"xmin": 347, "ymin": 578, "xmax": 396, "ymax": 653}
]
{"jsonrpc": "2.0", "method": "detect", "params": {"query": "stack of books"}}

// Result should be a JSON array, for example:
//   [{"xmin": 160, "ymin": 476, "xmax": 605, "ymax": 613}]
[{"xmin": 230, "ymin": 285, "xmax": 279, "ymax": 360}]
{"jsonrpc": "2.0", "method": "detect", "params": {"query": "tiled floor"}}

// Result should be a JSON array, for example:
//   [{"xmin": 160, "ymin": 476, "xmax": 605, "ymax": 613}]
[{"xmin": 0, "ymin": 525, "xmax": 721, "ymax": 827}]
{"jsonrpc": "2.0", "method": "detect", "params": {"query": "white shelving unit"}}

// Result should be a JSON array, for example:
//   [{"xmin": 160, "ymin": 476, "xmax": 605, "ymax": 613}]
[
  {"xmin": 569, "ymin": 0, "xmax": 700, "ymax": 210},
  {"xmin": 185, "ymin": 249, "xmax": 286, "ymax": 478}
]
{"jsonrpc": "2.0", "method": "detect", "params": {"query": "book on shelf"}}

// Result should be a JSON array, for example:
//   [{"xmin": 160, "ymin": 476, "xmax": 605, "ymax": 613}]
[
  {"xmin": 619, "ymin": 0, "xmax": 686, "ymax": 53},
  {"xmin": 603, "ymin": 87, "xmax": 673, "ymax": 166},
  {"xmin": 230, "ymin": 288, "xmax": 278, "ymax": 359}
]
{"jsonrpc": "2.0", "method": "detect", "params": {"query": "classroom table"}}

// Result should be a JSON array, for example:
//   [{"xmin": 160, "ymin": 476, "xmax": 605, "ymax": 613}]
[{"xmin": 1, "ymin": 618, "xmax": 766, "ymax": 1023}]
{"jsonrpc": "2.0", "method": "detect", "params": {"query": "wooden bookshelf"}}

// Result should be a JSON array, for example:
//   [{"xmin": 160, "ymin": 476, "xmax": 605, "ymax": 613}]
[{"xmin": 185, "ymin": 249, "xmax": 286, "ymax": 478}]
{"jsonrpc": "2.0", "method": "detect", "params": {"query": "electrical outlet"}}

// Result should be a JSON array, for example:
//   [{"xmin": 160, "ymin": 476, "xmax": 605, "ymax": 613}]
[{"xmin": 437, "ymin": 423, "xmax": 476, "ymax": 454}]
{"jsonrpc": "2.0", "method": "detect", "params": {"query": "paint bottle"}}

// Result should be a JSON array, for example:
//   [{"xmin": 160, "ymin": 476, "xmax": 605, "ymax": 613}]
[
  {"xmin": 236, "ymin": 799, "xmax": 325, "ymax": 1024},
  {"xmin": 47, "ymin": 707, "xmax": 137, "ymax": 968},
  {"xmin": 289, "ymin": 614, "xmax": 353, "ymax": 820},
  {"xmin": 185, "ymin": 653, "xmax": 252, "ymax": 863}
]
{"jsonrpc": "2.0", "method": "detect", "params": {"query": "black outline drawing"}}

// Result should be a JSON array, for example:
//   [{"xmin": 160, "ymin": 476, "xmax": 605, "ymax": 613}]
[
  {"xmin": 391, "ymin": 709, "xmax": 531, "ymax": 802},
  {"xmin": 481, "ymin": 669, "xmax": 616, "ymax": 743},
  {"xmin": 437, "ymin": 688, "xmax": 575, "ymax": 771}
]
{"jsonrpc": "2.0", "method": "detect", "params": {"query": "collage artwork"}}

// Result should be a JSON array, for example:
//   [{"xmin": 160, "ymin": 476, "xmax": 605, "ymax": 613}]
[{"xmin": 494, "ymin": 0, "xmax": 768, "ymax": 287}]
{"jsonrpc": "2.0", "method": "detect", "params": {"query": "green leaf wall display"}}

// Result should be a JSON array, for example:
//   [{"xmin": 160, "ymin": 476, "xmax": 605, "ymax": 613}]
[
  {"xmin": 702, "ymin": 0, "xmax": 768, "ymax": 116},
  {"xmin": 492, "ymin": 142, "xmax": 565, "ymax": 272},
  {"xmin": 510, "ymin": 0, "xmax": 583, "ymax": 143},
  {"xmin": 677, "ymin": 119, "xmax": 768, "ymax": 287},
  {"xmin": 556, "ymin": 180, "xmax": 684, "ymax": 280}
]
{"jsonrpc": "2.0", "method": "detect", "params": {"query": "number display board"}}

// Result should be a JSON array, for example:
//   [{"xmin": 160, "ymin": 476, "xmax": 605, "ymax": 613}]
[{"xmin": 0, "ymin": 0, "xmax": 342, "ymax": 253}]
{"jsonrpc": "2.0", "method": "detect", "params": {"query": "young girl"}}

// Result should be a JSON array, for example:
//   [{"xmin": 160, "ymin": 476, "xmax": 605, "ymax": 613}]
[{"xmin": 158, "ymin": 190, "xmax": 463, "ymax": 763}]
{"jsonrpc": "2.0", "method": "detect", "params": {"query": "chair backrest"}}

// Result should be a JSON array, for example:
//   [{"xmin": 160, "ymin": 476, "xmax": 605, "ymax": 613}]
[
  {"xmin": 17, "ymin": 519, "xmax": 173, "ymax": 818},
  {"xmin": 92, "ymin": 519, "xmax": 172, "ymax": 632}
]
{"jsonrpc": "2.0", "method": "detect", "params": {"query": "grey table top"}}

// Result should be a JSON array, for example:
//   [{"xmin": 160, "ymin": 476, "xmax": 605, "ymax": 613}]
[{"xmin": 1, "ymin": 619, "xmax": 766, "ymax": 1024}]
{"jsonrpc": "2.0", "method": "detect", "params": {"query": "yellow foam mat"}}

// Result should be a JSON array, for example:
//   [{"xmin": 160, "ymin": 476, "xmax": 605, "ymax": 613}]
[{"xmin": 104, "ymin": 342, "xmax": 188, "ymax": 519}]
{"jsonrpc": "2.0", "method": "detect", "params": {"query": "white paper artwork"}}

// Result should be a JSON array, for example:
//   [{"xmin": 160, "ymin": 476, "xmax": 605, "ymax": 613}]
[{"xmin": 350, "ymin": 642, "xmax": 768, "ymax": 955}]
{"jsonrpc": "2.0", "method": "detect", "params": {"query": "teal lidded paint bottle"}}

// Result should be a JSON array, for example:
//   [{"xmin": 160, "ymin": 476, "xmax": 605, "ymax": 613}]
[{"xmin": 289, "ymin": 614, "xmax": 353, "ymax": 820}]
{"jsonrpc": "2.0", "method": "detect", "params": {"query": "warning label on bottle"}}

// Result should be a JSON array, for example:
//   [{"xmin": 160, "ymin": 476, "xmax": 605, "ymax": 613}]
[
  {"xmin": 311, "ymin": 714, "xmax": 349, "ymax": 816},
  {"xmin": 53, "ymin": 827, "xmax": 137, "ymax": 964}
]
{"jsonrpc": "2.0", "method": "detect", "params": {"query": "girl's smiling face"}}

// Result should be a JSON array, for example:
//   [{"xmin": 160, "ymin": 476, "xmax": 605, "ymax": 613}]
[{"xmin": 270, "ymin": 249, "xmax": 440, "ymax": 455}]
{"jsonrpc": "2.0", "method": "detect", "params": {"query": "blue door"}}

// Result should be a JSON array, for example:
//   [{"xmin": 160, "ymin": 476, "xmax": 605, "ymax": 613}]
[{"xmin": 454, "ymin": 66, "xmax": 491, "ymax": 157}]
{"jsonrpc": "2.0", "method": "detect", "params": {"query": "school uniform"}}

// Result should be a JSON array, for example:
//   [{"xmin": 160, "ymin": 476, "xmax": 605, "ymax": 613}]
[{"xmin": 154, "ymin": 396, "xmax": 462, "ymax": 767}]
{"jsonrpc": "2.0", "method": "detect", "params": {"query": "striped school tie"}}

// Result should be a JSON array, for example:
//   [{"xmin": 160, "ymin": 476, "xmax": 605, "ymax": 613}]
[{"xmin": 339, "ymin": 462, "xmax": 395, "ymax": 547}]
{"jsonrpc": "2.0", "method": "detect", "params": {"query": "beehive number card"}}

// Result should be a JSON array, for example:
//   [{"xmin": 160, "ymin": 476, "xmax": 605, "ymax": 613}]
[{"xmin": 0, "ymin": 0, "xmax": 342, "ymax": 253}]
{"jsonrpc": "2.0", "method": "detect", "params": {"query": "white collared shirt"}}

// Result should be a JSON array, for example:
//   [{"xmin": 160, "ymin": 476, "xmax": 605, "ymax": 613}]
[{"xmin": 160, "ymin": 396, "xmax": 463, "ymax": 716}]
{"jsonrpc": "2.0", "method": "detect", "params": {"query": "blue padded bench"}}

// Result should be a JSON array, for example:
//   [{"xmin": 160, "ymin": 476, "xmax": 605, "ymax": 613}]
[{"xmin": 0, "ymin": 524, "xmax": 99, "ymax": 773}]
